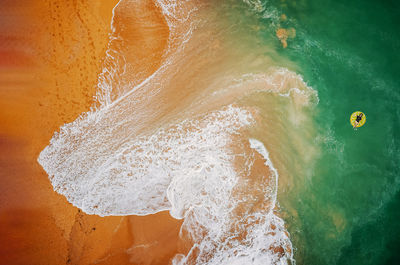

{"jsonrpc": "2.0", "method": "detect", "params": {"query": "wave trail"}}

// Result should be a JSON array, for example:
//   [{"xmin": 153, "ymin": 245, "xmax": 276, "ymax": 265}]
[
  {"xmin": 39, "ymin": 106, "xmax": 253, "ymax": 216},
  {"xmin": 38, "ymin": 0, "xmax": 319, "ymax": 264},
  {"xmin": 173, "ymin": 138, "xmax": 294, "ymax": 265}
]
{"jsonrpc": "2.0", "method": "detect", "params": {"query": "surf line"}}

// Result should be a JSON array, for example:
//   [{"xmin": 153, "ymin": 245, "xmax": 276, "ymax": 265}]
[
  {"xmin": 96, "ymin": 0, "xmax": 195, "ymax": 110},
  {"xmin": 249, "ymin": 138, "xmax": 294, "ymax": 263},
  {"xmin": 249, "ymin": 138, "xmax": 279, "ymax": 206}
]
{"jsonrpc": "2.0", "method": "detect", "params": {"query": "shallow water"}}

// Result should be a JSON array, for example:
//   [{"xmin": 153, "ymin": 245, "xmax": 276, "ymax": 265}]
[{"xmin": 38, "ymin": 0, "xmax": 400, "ymax": 264}]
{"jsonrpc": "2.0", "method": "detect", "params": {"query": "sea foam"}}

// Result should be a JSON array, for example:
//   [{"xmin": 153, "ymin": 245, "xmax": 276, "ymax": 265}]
[
  {"xmin": 172, "ymin": 138, "xmax": 294, "ymax": 265},
  {"xmin": 36, "ymin": 0, "xmax": 320, "ymax": 263},
  {"xmin": 39, "ymin": 105, "xmax": 253, "ymax": 216}
]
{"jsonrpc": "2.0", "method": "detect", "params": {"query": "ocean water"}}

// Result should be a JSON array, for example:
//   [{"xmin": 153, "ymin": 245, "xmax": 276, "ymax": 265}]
[
  {"xmin": 290, "ymin": 1, "xmax": 400, "ymax": 264},
  {"xmin": 38, "ymin": 0, "xmax": 399, "ymax": 264},
  {"xmin": 247, "ymin": 0, "xmax": 400, "ymax": 264}
]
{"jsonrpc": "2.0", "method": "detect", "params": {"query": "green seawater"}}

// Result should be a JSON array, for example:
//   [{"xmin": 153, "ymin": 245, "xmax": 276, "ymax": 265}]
[
  {"xmin": 220, "ymin": 0, "xmax": 400, "ymax": 264},
  {"xmin": 266, "ymin": 0, "xmax": 400, "ymax": 264}
]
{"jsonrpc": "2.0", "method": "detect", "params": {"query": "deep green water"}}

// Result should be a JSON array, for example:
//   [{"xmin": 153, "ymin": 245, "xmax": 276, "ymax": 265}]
[
  {"xmin": 268, "ymin": 0, "xmax": 400, "ymax": 264},
  {"xmin": 224, "ymin": 0, "xmax": 400, "ymax": 264}
]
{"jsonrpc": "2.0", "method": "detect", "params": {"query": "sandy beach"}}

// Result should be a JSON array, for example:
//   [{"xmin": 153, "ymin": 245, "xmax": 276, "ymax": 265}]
[
  {"xmin": 2, "ymin": 0, "xmax": 397, "ymax": 264},
  {"xmin": 0, "ymin": 1, "xmax": 183, "ymax": 264}
]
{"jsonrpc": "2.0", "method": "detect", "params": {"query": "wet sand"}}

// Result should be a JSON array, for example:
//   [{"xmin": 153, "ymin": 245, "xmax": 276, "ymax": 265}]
[{"xmin": 0, "ymin": 1, "xmax": 182, "ymax": 264}]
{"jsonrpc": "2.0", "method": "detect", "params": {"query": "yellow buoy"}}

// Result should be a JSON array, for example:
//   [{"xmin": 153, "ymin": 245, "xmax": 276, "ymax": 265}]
[{"xmin": 350, "ymin": 111, "xmax": 366, "ymax": 128}]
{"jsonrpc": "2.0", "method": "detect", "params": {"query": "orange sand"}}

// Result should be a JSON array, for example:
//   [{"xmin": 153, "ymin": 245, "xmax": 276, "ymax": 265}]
[{"xmin": 0, "ymin": 1, "xmax": 183, "ymax": 264}]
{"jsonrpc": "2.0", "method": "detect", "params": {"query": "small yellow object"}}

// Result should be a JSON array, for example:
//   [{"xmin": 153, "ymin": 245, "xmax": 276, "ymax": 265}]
[{"xmin": 350, "ymin": 111, "xmax": 366, "ymax": 128}]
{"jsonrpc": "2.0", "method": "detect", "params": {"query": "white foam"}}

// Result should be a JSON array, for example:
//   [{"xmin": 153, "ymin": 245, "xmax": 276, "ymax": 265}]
[
  {"xmin": 242, "ymin": 0, "xmax": 266, "ymax": 12},
  {"xmin": 94, "ymin": 0, "xmax": 199, "ymax": 107},
  {"xmin": 36, "ymin": 0, "xmax": 316, "ymax": 263},
  {"xmin": 38, "ymin": 103, "xmax": 295, "ymax": 265},
  {"xmin": 38, "ymin": 106, "xmax": 253, "ymax": 216},
  {"xmin": 249, "ymin": 138, "xmax": 279, "ymax": 205},
  {"xmin": 232, "ymin": 67, "xmax": 318, "ymax": 105},
  {"xmin": 172, "ymin": 139, "xmax": 294, "ymax": 265}
]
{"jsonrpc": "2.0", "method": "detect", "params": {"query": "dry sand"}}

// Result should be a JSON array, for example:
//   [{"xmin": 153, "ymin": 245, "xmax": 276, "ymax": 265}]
[{"xmin": 0, "ymin": 0, "xmax": 183, "ymax": 264}]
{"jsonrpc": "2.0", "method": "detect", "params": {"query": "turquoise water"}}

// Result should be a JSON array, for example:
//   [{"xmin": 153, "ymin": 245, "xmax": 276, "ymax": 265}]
[{"xmin": 227, "ymin": 0, "xmax": 400, "ymax": 264}]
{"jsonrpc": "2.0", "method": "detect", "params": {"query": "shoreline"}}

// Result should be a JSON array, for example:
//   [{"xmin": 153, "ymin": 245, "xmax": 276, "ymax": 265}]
[{"xmin": 0, "ymin": 1, "xmax": 183, "ymax": 264}]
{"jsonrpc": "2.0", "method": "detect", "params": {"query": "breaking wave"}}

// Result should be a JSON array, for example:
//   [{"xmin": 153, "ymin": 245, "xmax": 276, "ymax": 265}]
[{"xmin": 38, "ymin": 0, "xmax": 318, "ymax": 264}]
